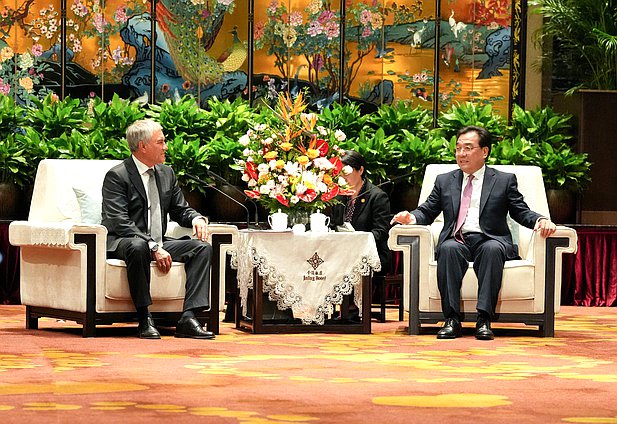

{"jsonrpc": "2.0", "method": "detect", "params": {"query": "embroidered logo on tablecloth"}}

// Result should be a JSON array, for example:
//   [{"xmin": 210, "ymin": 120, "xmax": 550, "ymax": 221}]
[{"xmin": 306, "ymin": 252, "xmax": 324, "ymax": 270}]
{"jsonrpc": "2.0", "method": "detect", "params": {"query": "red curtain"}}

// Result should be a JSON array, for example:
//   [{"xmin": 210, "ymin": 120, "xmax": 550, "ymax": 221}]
[{"xmin": 562, "ymin": 227, "xmax": 617, "ymax": 306}]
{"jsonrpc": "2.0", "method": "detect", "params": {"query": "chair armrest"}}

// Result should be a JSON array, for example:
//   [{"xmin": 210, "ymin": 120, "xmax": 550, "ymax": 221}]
[
  {"xmin": 387, "ymin": 225, "xmax": 434, "ymax": 319},
  {"xmin": 165, "ymin": 222, "xmax": 239, "ymax": 246},
  {"xmin": 527, "ymin": 225, "xmax": 577, "ymax": 314},
  {"xmin": 9, "ymin": 221, "xmax": 107, "ymax": 247}
]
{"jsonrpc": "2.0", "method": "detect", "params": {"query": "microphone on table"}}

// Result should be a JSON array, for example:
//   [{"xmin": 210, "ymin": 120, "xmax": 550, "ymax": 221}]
[
  {"xmin": 184, "ymin": 173, "xmax": 253, "ymax": 230},
  {"xmin": 203, "ymin": 168, "xmax": 261, "ymax": 227}
]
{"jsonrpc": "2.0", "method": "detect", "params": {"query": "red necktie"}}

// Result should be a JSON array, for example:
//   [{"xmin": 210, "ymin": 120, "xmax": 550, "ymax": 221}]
[{"xmin": 454, "ymin": 175, "xmax": 474, "ymax": 244}]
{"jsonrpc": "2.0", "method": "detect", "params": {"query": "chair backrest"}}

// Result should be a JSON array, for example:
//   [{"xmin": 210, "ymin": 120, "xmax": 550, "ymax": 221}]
[
  {"xmin": 29, "ymin": 159, "xmax": 121, "ymax": 222},
  {"xmin": 418, "ymin": 164, "xmax": 550, "ymax": 257}
]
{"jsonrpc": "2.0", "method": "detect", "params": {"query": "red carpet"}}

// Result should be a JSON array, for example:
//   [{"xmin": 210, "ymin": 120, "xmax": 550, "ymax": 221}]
[{"xmin": 1, "ymin": 305, "xmax": 617, "ymax": 423}]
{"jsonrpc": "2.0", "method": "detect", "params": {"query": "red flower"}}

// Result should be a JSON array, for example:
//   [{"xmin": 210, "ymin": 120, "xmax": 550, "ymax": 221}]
[
  {"xmin": 329, "ymin": 157, "xmax": 343, "ymax": 176},
  {"xmin": 245, "ymin": 190, "xmax": 261, "ymax": 199},
  {"xmin": 275, "ymin": 194, "xmax": 289, "ymax": 207},
  {"xmin": 245, "ymin": 161, "xmax": 258, "ymax": 180},
  {"xmin": 338, "ymin": 188, "xmax": 355, "ymax": 196},
  {"xmin": 315, "ymin": 139, "xmax": 329, "ymax": 156},
  {"xmin": 321, "ymin": 184, "xmax": 339, "ymax": 202},
  {"xmin": 298, "ymin": 189, "xmax": 317, "ymax": 203}
]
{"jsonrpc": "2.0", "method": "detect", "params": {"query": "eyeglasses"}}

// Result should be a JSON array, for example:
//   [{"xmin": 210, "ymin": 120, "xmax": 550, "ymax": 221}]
[{"xmin": 455, "ymin": 146, "xmax": 481, "ymax": 154}]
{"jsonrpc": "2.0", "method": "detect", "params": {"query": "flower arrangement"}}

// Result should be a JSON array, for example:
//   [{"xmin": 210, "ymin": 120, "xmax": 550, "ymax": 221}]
[{"xmin": 238, "ymin": 92, "xmax": 352, "ymax": 214}]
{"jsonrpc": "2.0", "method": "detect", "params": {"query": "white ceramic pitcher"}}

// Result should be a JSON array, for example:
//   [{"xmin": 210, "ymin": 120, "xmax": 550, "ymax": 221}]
[
  {"xmin": 268, "ymin": 209, "xmax": 288, "ymax": 231},
  {"xmin": 310, "ymin": 211, "xmax": 330, "ymax": 233}
]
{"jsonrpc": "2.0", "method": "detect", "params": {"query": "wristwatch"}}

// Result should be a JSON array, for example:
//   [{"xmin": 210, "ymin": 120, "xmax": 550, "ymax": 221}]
[{"xmin": 150, "ymin": 243, "xmax": 159, "ymax": 253}]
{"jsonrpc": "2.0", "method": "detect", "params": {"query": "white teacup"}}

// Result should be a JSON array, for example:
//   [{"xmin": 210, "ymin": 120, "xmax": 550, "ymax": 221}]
[
  {"xmin": 268, "ymin": 210, "xmax": 288, "ymax": 231},
  {"xmin": 310, "ymin": 211, "xmax": 330, "ymax": 233}
]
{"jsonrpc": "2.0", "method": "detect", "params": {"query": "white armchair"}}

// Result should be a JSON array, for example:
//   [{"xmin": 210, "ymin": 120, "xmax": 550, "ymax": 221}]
[
  {"xmin": 388, "ymin": 164, "xmax": 577, "ymax": 337},
  {"xmin": 9, "ymin": 159, "xmax": 238, "ymax": 337}
]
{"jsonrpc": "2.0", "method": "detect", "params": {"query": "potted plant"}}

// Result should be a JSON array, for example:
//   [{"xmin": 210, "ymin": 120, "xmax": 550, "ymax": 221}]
[
  {"xmin": 530, "ymin": 0, "xmax": 616, "ymax": 223},
  {"xmin": 0, "ymin": 94, "xmax": 28, "ymax": 218}
]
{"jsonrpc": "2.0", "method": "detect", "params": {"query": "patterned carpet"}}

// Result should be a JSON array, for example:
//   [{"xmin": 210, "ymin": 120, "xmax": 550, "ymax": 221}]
[{"xmin": 1, "ymin": 305, "xmax": 617, "ymax": 423}]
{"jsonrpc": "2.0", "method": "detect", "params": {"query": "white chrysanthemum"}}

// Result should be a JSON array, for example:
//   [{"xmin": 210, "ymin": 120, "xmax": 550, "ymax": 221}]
[
  {"xmin": 317, "ymin": 182, "xmax": 328, "ymax": 193},
  {"xmin": 338, "ymin": 176, "xmax": 348, "ymax": 186},
  {"xmin": 296, "ymin": 183, "xmax": 307, "ymax": 195},
  {"xmin": 241, "ymin": 174, "xmax": 249, "ymax": 182},
  {"xmin": 316, "ymin": 125, "xmax": 328, "ymax": 136},
  {"xmin": 334, "ymin": 129, "xmax": 346, "ymax": 141},
  {"xmin": 269, "ymin": 159, "xmax": 278, "ymax": 170},
  {"xmin": 257, "ymin": 163, "xmax": 269, "ymax": 173},
  {"xmin": 290, "ymin": 195, "xmax": 300, "ymax": 204},
  {"xmin": 239, "ymin": 134, "xmax": 250, "ymax": 146},
  {"xmin": 313, "ymin": 157, "xmax": 333, "ymax": 170},
  {"xmin": 284, "ymin": 161, "xmax": 300, "ymax": 176},
  {"xmin": 342, "ymin": 165, "xmax": 353, "ymax": 175},
  {"xmin": 262, "ymin": 137, "xmax": 273, "ymax": 145},
  {"xmin": 259, "ymin": 185, "xmax": 271, "ymax": 194},
  {"xmin": 248, "ymin": 179, "xmax": 257, "ymax": 187}
]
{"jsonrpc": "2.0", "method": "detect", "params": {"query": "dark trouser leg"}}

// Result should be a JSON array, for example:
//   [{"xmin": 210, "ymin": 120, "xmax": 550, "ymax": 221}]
[
  {"xmin": 468, "ymin": 235, "xmax": 506, "ymax": 318},
  {"xmin": 436, "ymin": 238, "xmax": 471, "ymax": 319},
  {"xmin": 163, "ymin": 238, "xmax": 213, "ymax": 311},
  {"xmin": 110, "ymin": 238, "xmax": 152, "ymax": 309}
]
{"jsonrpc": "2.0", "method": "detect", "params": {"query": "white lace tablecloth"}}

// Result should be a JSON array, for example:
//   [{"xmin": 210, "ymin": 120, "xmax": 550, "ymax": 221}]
[{"xmin": 231, "ymin": 230, "xmax": 381, "ymax": 325}]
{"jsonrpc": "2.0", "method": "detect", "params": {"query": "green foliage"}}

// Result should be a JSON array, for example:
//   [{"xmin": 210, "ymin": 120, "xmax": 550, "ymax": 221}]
[
  {"xmin": 147, "ymin": 95, "xmax": 211, "ymax": 143},
  {"xmin": 203, "ymin": 97, "xmax": 257, "ymax": 140},
  {"xmin": 0, "ymin": 134, "xmax": 29, "ymax": 186},
  {"xmin": 367, "ymin": 102, "xmax": 432, "ymax": 142},
  {"xmin": 317, "ymin": 102, "xmax": 369, "ymax": 143},
  {"xmin": 338, "ymin": 128, "xmax": 396, "ymax": 184},
  {"xmin": 87, "ymin": 94, "xmax": 145, "ymax": 143},
  {"xmin": 531, "ymin": 0, "xmax": 617, "ymax": 93},
  {"xmin": 507, "ymin": 104, "xmax": 573, "ymax": 147},
  {"xmin": 164, "ymin": 134, "xmax": 210, "ymax": 194},
  {"xmin": 27, "ymin": 93, "xmax": 88, "ymax": 140},
  {"xmin": 437, "ymin": 102, "xmax": 506, "ymax": 142},
  {"xmin": 203, "ymin": 134, "xmax": 245, "ymax": 184},
  {"xmin": 531, "ymin": 142, "xmax": 592, "ymax": 191},
  {"xmin": 392, "ymin": 130, "xmax": 446, "ymax": 186},
  {"xmin": 488, "ymin": 135, "xmax": 536, "ymax": 166}
]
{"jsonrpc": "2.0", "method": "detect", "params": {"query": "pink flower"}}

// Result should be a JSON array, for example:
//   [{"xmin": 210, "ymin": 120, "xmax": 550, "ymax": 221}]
[
  {"xmin": 267, "ymin": 0, "xmax": 278, "ymax": 14},
  {"xmin": 93, "ymin": 13, "xmax": 107, "ymax": 33},
  {"xmin": 307, "ymin": 21, "xmax": 322, "ymax": 36},
  {"xmin": 0, "ymin": 78, "xmax": 9, "ymax": 95},
  {"xmin": 324, "ymin": 21, "xmax": 339, "ymax": 40},
  {"xmin": 254, "ymin": 21, "xmax": 265, "ymax": 40},
  {"xmin": 288, "ymin": 11, "xmax": 302, "ymax": 27},
  {"xmin": 362, "ymin": 26, "xmax": 371, "ymax": 37},
  {"xmin": 114, "ymin": 6, "xmax": 128, "ymax": 24},
  {"xmin": 317, "ymin": 10, "xmax": 335, "ymax": 24},
  {"xmin": 360, "ymin": 9, "xmax": 372, "ymax": 25}
]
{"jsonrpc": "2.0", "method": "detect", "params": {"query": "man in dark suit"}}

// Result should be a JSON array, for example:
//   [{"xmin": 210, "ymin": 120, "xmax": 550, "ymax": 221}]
[
  {"xmin": 391, "ymin": 126, "xmax": 556, "ymax": 340},
  {"xmin": 102, "ymin": 119, "xmax": 214, "ymax": 340}
]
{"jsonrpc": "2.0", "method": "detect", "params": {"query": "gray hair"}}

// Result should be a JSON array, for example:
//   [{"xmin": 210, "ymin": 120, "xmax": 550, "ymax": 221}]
[{"xmin": 126, "ymin": 119, "xmax": 163, "ymax": 152}]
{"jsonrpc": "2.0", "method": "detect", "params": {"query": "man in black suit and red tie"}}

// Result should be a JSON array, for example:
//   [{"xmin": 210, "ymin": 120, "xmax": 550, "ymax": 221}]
[
  {"xmin": 102, "ymin": 119, "xmax": 214, "ymax": 340},
  {"xmin": 391, "ymin": 126, "xmax": 556, "ymax": 340}
]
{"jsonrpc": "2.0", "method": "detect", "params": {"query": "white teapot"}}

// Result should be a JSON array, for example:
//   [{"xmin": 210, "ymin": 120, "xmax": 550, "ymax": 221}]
[
  {"xmin": 310, "ymin": 210, "xmax": 330, "ymax": 233},
  {"xmin": 268, "ymin": 209, "xmax": 288, "ymax": 231}
]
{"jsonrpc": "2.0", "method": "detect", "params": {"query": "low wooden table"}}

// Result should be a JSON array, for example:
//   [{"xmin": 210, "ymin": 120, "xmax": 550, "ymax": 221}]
[{"xmin": 232, "ymin": 230, "xmax": 381, "ymax": 334}]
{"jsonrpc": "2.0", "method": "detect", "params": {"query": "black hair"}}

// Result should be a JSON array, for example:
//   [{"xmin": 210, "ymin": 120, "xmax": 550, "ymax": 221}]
[
  {"xmin": 457, "ymin": 125, "xmax": 493, "ymax": 156},
  {"xmin": 341, "ymin": 150, "xmax": 367, "ymax": 179}
]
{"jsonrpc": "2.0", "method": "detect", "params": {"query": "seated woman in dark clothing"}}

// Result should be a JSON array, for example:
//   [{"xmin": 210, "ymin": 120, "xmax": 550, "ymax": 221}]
[{"xmin": 330, "ymin": 149, "xmax": 392, "ymax": 273}]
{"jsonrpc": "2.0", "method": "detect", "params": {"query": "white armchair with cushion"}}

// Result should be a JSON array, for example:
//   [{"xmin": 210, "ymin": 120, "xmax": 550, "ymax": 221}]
[
  {"xmin": 9, "ymin": 159, "xmax": 238, "ymax": 337},
  {"xmin": 388, "ymin": 164, "xmax": 577, "ymax": 337}
]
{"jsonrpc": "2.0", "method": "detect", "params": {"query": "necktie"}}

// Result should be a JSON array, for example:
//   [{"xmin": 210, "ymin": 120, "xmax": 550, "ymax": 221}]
[
  {"xmin": 454, "ymin": 174, "xmax": 474, "ymax": 244},
  {"xmin": 147, "ymin": 169, "xmax": 163, "ymax": 244}
]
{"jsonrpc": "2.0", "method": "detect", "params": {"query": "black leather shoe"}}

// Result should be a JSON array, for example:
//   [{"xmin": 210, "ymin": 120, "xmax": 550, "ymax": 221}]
[
  {"xmin": 475, "ymin": 317, "xmax": 494, "ymax": 340},
  {"xmin": 437, "ymin": 318, "xmax": 462, "ymax": 339},
  {"xmin": 175, "ymin": 317, "xmax": 215, "ymax": 339},
  {"xmin": 138, "ymin": 316, "xmax": 161, "ymax": 339}
]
